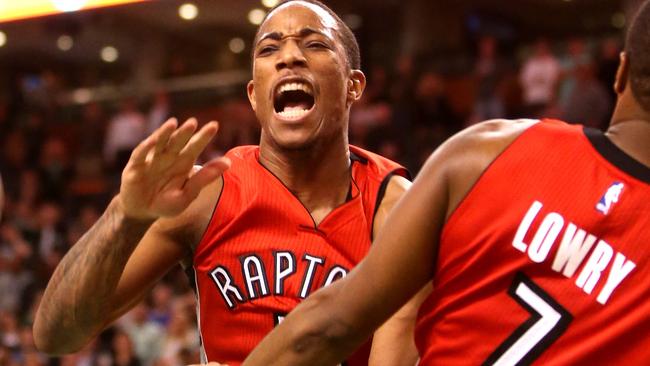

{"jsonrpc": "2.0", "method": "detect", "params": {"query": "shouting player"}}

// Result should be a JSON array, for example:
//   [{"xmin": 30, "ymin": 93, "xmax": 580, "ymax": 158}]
[{"xmin": 33, "ymin": 1, "xmax": 425, "ymax": 365}]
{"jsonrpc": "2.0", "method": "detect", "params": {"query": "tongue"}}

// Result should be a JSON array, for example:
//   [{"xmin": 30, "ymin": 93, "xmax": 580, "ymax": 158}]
[{"xmin": 283, "ymin": 101, "xmax": 311, "ymax": 112}]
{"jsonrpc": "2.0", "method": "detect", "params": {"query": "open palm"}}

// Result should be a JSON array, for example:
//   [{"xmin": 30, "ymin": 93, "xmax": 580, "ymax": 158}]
[{"xmin": 118, "ymin": 117, "xmax": 231, "ymax": 220}]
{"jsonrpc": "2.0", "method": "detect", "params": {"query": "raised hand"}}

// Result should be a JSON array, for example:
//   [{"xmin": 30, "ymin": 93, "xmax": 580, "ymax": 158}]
[{"xmin": 118, "ymin": 117, "xmax": 231, "ymax": 220}]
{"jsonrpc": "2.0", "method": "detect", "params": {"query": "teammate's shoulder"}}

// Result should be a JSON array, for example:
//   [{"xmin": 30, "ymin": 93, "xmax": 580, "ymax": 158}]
[
  {"xmin": 420, "ymin": 119, "xmax": 540, "ymax": 180},
  {"xmin": 456, "ymin": 118, "xmax": 540, "ymax": 143},
  {"xmin": 437, "ymin": 119, "xmax": 538, "ymax": 158}
]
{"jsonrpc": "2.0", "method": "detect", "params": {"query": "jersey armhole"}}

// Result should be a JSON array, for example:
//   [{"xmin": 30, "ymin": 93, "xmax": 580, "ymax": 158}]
[
  {"xmin": 191, "ymin": 177, "xmax": 226, "ymax": 258},
  {"xmin": 370, "ymin": 168, "xmax": 411, "ymax": 241}
]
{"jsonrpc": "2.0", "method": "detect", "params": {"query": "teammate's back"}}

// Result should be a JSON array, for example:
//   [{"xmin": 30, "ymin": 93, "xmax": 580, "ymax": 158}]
[{"xmin": 416, "ymin": 119, "xmax": 649, "ymax": 365}]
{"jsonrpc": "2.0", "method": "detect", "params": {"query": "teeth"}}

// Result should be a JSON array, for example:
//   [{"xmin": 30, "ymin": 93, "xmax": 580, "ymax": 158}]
[
  {"xmin": 278, "ymin": 82, "xmax": 312, "ymax": 95},
  {"xmin": 278, "ymin": 106, "xmax": 310, "ymax": 119}
]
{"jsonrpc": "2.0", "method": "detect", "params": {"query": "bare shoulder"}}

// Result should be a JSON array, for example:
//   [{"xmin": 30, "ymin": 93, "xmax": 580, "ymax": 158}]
[
  {"xmin": 450, "ymin": 118, "xmax": 538, "ymax": 152},
  {"xmin": 384, "ymin": 174, "xmax": 411, "ymax": 198},
  {"xmin": 419, "ymin": 119, "xmax": 539, "ymax": 218},
  {"xmin": 372, "ymin": 174, "xmax": 412, "ymax": 236}
]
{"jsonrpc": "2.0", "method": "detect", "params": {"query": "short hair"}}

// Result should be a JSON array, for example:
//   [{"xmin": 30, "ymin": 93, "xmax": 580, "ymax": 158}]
[
  {"xmin": 626, "ymin": 0, "xmax": 650, "ymax": 111},
  {"xmin": 251, "ymin": 0, "xmax": 361, "ymax": 70}
]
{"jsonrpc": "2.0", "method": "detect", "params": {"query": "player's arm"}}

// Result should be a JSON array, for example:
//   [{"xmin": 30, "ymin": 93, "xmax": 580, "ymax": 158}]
[
  {"xmin": 242, "ymin": 119, "xmax": 537, "ymax": 365},
  {"xmin": 33, "ymin": 119, "xmax": 230, "ymax": 355},
  {"xmin": 368, "ymin": 175, "xmax": 431, "ymax": 366}
]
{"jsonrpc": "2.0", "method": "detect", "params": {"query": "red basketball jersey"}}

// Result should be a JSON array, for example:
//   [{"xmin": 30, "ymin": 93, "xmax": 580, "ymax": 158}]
[
  {"xmin": 192, "ymin": 145, "xmax": 407, "ymax": 365},
  {"xmin": 416, "ymin": 120, "xmax": 650, "ymax": 365}
]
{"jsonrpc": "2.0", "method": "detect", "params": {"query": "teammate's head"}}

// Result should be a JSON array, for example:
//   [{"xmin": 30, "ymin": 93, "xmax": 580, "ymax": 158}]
[
  {"xmin": 253, "ymin": 0, "xmax": 361, "ymax": 71},
  {"xmin": 625, "ymin": 0, "xmax": 650, "ymax": 112},
  {"xmin": 247, "ymin": 0, "xmax": 366, "ymax": 151}
]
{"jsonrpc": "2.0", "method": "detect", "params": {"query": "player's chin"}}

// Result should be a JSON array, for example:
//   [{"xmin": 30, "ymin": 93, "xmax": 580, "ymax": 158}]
[{"xmin": 272, "ymin": 131, "xmax": 318, "ymax": 151}]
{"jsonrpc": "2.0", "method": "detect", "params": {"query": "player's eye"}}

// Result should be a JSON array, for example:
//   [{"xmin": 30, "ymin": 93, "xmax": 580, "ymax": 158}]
[
  {"xmin": 306, "ymin": 42, "xmax": 327, "ymax": 49},
  {"xmin": 257, "ymin": 45, "xmax": 278, "ymax": 56}
]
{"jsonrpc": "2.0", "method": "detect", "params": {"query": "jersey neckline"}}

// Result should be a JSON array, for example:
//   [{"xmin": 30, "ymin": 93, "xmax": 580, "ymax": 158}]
[
  {"xmin": 254, "ymin": 148, "xmax": 361, "ymax": 230},
  {"xmin": 583, "ymin": 126, "xmax": 650, "ymax": 184}
]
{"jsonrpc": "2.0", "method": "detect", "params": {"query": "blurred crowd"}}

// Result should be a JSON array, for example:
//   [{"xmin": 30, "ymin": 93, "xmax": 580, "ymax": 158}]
[{"xmin": 0, "ymin": 34, "xmax": 621, "ymax": 366}]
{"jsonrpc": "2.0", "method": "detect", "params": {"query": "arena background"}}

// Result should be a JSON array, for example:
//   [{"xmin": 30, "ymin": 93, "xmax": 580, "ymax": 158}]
[{"xmin": 0, "ymin": 0, "xmax": 642, "ymax": 365}]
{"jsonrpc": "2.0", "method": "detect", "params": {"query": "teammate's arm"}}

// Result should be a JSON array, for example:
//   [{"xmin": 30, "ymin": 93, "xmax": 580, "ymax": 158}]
[
  {"xmin": 242, "ymin": 119, "xmax": 537, "ymax": 365},
  {"xmin": 368, "ymin": 175, "xmax": 431, "ymax": 366},
  {"xmin": 33, "ymin": 119, "xmax": 230, "ymax": 355}
]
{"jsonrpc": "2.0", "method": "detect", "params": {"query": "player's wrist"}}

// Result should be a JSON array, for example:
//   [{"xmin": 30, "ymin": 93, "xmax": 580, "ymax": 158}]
[{"xmin": 111, "ymin": 194, "xmax": 159, "ymax": 225}]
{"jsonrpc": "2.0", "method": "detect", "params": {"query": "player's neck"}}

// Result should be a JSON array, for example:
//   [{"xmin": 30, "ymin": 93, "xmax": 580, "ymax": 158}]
[
  {"xmin": 259, "ymin": 136, "xmax": 351, "ymax": 224},
  {"xmin": 607, "ymin": 94, "xmax": 650, "ymax": 167}
]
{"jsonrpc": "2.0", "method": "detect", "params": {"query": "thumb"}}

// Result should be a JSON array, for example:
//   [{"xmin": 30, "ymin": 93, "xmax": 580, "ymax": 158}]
[{"xmin": 182, "ymin": 157, "xmax": 231, "ymax": 200}]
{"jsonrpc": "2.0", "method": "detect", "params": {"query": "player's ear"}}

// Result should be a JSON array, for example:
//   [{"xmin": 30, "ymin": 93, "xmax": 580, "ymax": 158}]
[
  {"xmin": 247, "ymin": 80, "xmax": 257, "ymax": 111},
  {"xmin": 614, "ymin": 52, "xmax": 629, "ymax": 95},
  {"xmin": 347, "ymin": 70, "xmax": 366, "ymax": 104}
]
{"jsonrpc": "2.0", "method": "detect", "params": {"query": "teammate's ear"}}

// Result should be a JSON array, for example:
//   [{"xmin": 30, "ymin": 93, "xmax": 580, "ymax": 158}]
[
  {"xmin": 347, "ymin": 70, "xmax": 366, "ymax": 104},
  {"xmin": 247, "ymin": 80, "xmax": 257, "ymax": 111},
  {"xmin": 614, "ymin": 52, "xmax": 628, "ymax": 94}
]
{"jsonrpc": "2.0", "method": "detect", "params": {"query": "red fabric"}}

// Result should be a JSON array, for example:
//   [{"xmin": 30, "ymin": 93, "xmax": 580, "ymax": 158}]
[
  {"xmin": 416, "ymin": 120, "xmax": 650, "ymax": 365},
  {"xmin": 194, "ymin": 145, "xmax": 407, "ymax": 365}
]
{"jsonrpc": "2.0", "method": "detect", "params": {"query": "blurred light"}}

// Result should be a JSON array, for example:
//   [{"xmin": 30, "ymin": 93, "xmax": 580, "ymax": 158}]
[
  {"xmin": 57, "ymin": 35, "xmax": 73, "ymax": 51},
  {"xmin": 52, "ymin": 0, "xmax": 87, "ymax": 12},
  {"xmin": 612, "ymin": 13, "xmax": 626, "ymax": 29},
  {"xmin": 1, "ymin": 1, "xmax": 148, "ymax": 24},
  {"xmin": 72, "ymin": 88, "xmax": 92, "ymax": 104},
  {"xmin": 179, "ymin": 3, "xmax": 198, "ymax": 20},
  {"xmin": 248, "ymin": 8, "xmax": 266, "ymax": 25},
  {"xmin": 343, "ymin": 14, "xmax": 362, "ymax": 30},
  {"xmin": 261, "ymin": 0, "xmax": 279, "ymax": 8},
  {"xmin": 0, "ymin": 31, "xmax": 6, "ymax": 48},
  {"xmin": 101, "ymin": 46, "xmax": 119, "ymax": 62},
  {"xmin": 229, "ymin": 37, "xmax": 245, "ymax": 54}
]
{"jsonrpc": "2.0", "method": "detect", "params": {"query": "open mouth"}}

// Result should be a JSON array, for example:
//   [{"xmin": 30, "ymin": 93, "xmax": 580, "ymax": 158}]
[{"xmin": 273, "ymin": 81, "xmax": 315, "ymax": 119}]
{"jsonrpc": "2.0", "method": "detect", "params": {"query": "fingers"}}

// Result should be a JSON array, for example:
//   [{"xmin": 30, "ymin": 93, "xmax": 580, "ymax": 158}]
[
  {"xmin": 133, "ymin": 117, "xmax": 219, "ymax": 177},
  {"xmin": 166, "ymin": 118, "xmax": 198, "ymax": 154},
  {"xmin": 182, "ymin": 156, "xmax": 231, "ymax": 200},
  {"xmin": 154, "ymin": 118, "xmax": 179, "ymax": 154},
  {"xmin": 179, "ymin": 121, "xmax": 219, "ymax": 161},
  {"xmin": 132, "ymin": 118, "xmax": 178, "ymax": 164},
  {"xmin": 130, "ymin": 135, "xmax": 158, "ymax": 164}
]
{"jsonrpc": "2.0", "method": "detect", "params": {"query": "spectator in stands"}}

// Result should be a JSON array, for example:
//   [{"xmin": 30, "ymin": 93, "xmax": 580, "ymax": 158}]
[
  {"xmin": 519, "ymin": 38, "xmax": 560, "ymax": 117},
  {"xmin": 103, "ymin": 98, "xmax": 146, "ymax": 173}
]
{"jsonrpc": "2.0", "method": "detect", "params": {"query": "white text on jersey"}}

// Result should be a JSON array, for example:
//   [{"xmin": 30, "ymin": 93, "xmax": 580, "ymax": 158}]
[
  {"xmin": 512, "ymin": 200, "xmax": 636, "ymax": 305},
  {"xmin": 208, "ymin": 251, "xmax": 349, "ymax": 309}
]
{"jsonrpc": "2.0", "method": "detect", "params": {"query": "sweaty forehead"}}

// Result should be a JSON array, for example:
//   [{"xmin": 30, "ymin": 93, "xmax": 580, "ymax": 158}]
[{"xmin": 259, "ymin": 2, "xmax": 338, "ymax": 40}]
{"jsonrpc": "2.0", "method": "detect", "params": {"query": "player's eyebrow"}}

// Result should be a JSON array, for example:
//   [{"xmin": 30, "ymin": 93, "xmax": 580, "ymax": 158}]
[{"xmin": 257, "ymin": 27, "xmax": 328, "ymax": 46}]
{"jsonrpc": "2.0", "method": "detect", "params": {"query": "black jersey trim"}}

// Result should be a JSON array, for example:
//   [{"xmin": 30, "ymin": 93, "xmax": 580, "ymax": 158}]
[
  {"xmin": 584, "ymin": 127, "xmax": 650, "ymax": 183},
  {"xmin": 185, "ymin": 176, "xmax": 226, "ymax": 291},
  {"xmin": 370, "ymin": 168, "xmax": 411, "ymax": 241},
  {"xmin": 194, "ymin": 176, "xmax": 226, "ymax": 254},
  {"xmin": 184, "ymin": 265, "xmax": 198, "ymax": 294},
  {"xmin": 350, "ymin": 150, "xmax": 368, "ymax": 164}
]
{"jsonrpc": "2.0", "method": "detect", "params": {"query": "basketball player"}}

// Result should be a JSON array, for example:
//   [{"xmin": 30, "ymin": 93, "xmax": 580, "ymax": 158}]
[
  {"xmin": 243, "ymin": 1, "xmax": 650, "ymax": 365},
  {"xmin": 33, "ymin": 1, "xmax": 425, "ymax": 365}
]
